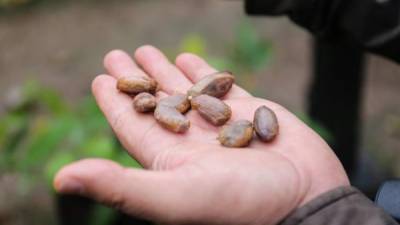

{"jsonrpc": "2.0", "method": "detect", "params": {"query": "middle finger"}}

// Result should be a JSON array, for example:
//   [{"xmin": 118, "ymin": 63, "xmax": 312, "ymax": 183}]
[{"xmin": 134, "ymin": 45, "xmax": 193, "ymax": 95}]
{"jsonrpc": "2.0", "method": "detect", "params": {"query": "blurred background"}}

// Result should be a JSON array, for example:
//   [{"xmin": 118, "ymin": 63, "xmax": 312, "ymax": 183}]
[{"xmin": 1, "ymin": 0, "xmax": 400, "ymax": 225}]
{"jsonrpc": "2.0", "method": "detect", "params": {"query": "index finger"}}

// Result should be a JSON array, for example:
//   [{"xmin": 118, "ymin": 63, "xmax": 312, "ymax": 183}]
[{"xmin": 91, "ymin": 75, "xmax": 181, "ymax": 168}]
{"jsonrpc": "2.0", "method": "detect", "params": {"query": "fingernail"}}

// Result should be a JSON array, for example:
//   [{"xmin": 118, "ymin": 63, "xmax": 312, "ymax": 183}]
[{"xmin": 56, "ymin": 179, "xmax": 85, "ymax": 194}]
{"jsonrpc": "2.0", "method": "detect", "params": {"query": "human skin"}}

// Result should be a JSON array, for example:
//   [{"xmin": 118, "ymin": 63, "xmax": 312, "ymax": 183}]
[{"xmin": 54, "ymin": 46, "xmax": 349, "ymax": 225}]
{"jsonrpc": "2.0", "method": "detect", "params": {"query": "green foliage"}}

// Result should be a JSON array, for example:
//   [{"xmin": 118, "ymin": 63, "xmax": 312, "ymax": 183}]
[
  {"xmin": 297, "ymin": 113, "xmax": 333, "ymax": 142},
  {"xmin": 179, "ymin": 21, "xmax": 271, "ymax": 93},
  {"xmin": 179, "ymin": 34, "xmax": 207, "ymax": 57},
  {"xmin": 0, "ymin": 81, "xmax": 141, "ymax": 188},
  {"xmin": 0, "ymin": 0, "xmax": 31, "ymax": 8},
  {"xmin": 180, "ymin": 21, "xmax": 271, "ymax": 74},
  {"xmin": 45, "ymin": 152, "xmax": 76, "ymax": 186},
  {"xmin": 385, "ymin": 114, "xmax": 400, "ymax": 138},
  {"xmin": 229, "ymin": 21, "xmax": 272, "ymax": 73},
  {"xmin": 0, "ymin": 81, "xmax": 143, "ymax": 225},
  {"xmin": 89, "ymin": 204, "xmax": 116, "ymax": 225}
]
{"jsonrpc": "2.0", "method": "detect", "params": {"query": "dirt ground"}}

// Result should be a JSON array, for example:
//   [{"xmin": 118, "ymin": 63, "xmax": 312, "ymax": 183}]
[{"xmin": 1, "ymin": 0, "xmax": 400, "ymax": 224}]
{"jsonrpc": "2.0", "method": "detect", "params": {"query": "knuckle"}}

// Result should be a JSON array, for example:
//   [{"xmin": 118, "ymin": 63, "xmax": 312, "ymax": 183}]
[{"xmin": 104, "ymin": 191, "xmax": 126, "ymax": 211}]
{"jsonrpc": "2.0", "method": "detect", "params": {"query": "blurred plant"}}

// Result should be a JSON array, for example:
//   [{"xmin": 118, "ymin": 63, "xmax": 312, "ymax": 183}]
[
  {"xmin": 0, "ymin": 0, "xmax": 31, "ymax": 8},
  {"xmin": 179, "ymin": 34, "xmax": 207, "ymax": 58},
  {"xmin": 385, "ymin": 114, "xmax": 400, "ymax": 139},
  {"xmin": 297, "ymin": 113, "xmax": 334, "ymax": 143},
  {"xmin": 179, "ymin": 21, "xmax": 272, "ymax": 96},
  {"xmin": 228, "ymin": 21, "xmax": 272, "ymax": 73},
  {"xmin": 0, "ymin": 81, "xmax": 142, "ymax": 224},
  {"xmin": 0, "ymin": 81, "xmax": 141, "ymax": 187}
]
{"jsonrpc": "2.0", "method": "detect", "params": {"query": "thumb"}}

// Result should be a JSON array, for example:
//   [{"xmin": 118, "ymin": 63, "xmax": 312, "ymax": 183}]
[{"xmin": 54, "ymin": 159, "xmax": 191, "ymax": 223}]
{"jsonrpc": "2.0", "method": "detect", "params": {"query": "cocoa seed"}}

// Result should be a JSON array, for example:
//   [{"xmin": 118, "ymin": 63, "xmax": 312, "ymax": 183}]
[
  {"xmin": 187, "ymin": 71, "xmax": 234, "ymax": 98},
  {"xmin": 154, "ymin": 105, "xmax": 190, "ymax": 133},
  {"xmin": 133, "ymin": 93, "xmax": 156, "ymax": 113},
  {"xmin": 158, "ymin": 94, "xmax": 190, "ymax": 114},
  {"xmin": 191, "ymin": 94, "xmax": 231, "ymax": 126},
  {"xmin": 117, "ymin": 76, "xmax": 158, "ymax": 95},
  {"xmin": 253, "ymin": 106, "xmax": 279, "ymax": 142},
  {"xmin": 218, "ymin": 120, "xmax": 253, "ymax": 148}
]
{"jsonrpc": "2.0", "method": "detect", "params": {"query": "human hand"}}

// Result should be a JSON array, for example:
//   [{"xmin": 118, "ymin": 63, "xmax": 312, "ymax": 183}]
[{"xmin": 54, "ymin": 46, "xmax": 349, "ymax": 225}]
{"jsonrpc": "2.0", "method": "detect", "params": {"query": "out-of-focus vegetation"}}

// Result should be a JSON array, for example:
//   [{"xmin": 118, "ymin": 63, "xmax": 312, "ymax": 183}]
[
  {"xmin": 178, "ymin": 21, "xmax": 273, "ymax": 96},
  {"xmin": 0, "ymin": 81, "xmax": 138, "ymax": 225},
  {"xmin": 0, "ymin": 0, "xmax": 33, "ymax": 9},
  {"xmin": 179, "ymin": 22, "xmax": 272, "ymax": 74},
  {"xmin": 0, "ymin": 81, "xmax": 141, "ymax": 187}
]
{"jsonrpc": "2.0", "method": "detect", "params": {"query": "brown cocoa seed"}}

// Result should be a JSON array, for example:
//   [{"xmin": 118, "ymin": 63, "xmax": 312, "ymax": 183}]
[
  {"xmin": 187, "ymin": 71, "xmax": 234, "ymax": 98},
  {"xmin": 133, "ymin": 93, "xmax": 157, "ymax": 113},
  {"xmin": 253, "ymin": 106, "xmax": 279, "ymax": 142},
  {"xmin": 154, "ymin": 105, "xmax": 190, "ymax": 133},
  {"xmin": 117, "ymin": 76, "xmax": 158, "ymax": 95},
  {"xmin": 191, "ymin": 94, "xmax": 231, "ymax": 126},
  {"xmin": 218, "ymin": 120, "xmax": 253, "ymax": 148},
  {"xmin": 158, "ymin": 94, "xmax": 190, "ymax": 114}
]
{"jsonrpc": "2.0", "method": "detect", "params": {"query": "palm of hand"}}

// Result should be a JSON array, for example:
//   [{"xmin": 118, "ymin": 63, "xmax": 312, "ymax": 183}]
[{"xmin": 55, "ymin": 46, "xmax": 349, "ymax": 225}]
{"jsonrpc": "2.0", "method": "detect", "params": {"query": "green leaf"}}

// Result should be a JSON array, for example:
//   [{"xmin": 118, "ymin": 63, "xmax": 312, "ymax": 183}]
[
  {"xmin": 115, "ymin": 151, "xmax": 142, "ymax": 168},
  {"xmin": 19, "ymin": 115, "xmax": 77, "ymax": 171},
  {"xmin": 78, "ymin": 96, "xmax": 110, "ymax": 132},
  {"xmin": 80, "ymin": 135, "xmax": 115, "ymax": 159},
  {"xmin": 230, "ymin": 21, "xmax": 271, "ymax": 73},
  {"xmin": 297, "ymin": 113, "xmax": 334, "ymax": 142},
  {"xmin": 0, "ymin": 0, "xmax": 32, "ymax": 8},
  {"xmin": 0, "ymin": 114, "xmax": 28, "ymax": 152},
  {"xmin": 89, "ymin": 204, "xmax": 116, "ymax": 225},
  {"xmin": 206, "ymin": 56, "xmax": 234, "ymax": 72},
  {"xmin": 22, "ymin": 80, "xmax": 68, "ymax": 115},
  {"xmin": 44, "ymin": 151, "xmax": 76, "ymax": 188},
  {"xmin": 0, "ymin": 113, "xmax": 30, "ymax": 170},
  {"xmin": 38, "ymin": 89, "xmax": 68, "ymax": 115},
  {"xmin": 180, "ymin": 34, "xmax": 207, "ymax": 57}
]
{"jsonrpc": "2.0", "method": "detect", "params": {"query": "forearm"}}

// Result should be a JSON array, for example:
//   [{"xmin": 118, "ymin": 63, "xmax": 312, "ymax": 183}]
[
  {"xmin": 279, "ymin": 186, "xmax": 398, "ymax": 225},
  {"xmin": 245, "ymin": 0, "xmax": 400, "ymax": 63}
]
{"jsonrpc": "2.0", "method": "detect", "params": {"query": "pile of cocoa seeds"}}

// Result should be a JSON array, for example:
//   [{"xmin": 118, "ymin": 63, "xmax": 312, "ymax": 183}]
[{"xmin": 116, "ymin": 71, "xmax": 279, "ymax": 148}]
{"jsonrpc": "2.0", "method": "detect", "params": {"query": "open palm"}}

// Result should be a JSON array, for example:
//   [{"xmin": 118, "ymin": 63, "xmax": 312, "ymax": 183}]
[{"xmin": 55, "ymin": 46, "xmax": 349, "ymax": 225}]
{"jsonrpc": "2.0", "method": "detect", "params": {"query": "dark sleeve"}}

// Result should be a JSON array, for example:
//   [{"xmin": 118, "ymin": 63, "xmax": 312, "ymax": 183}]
[
  {"xmin": 279, "ymin": 186, "xmax": 398, "ymax": 225},
  {"xmin": 245, "ymin": 0, "xmax": 400, "ymax": 63}
]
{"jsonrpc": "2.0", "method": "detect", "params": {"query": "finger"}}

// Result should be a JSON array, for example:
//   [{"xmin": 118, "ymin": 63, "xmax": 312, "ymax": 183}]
[
  {"xmin": 54, "ymin": 159, "xmax": 192, "ymax": 223},
  {"xmin": 92, "ymin": 75, "xmax": 176, "ymax": 167},
  {"xmin": 134, "ymin": 45, "xmax": 193, "ymax": 94},
  {"xmin": 175, "ymin": 53, "xmax": 252, "ymax": 98},
  {"xmin": 103, "ymin": 49, "xmax": 169, "ymax": 100},
  {"xmin": 104, "ymin": 49, "xmax": 148, "ymax": 79}
]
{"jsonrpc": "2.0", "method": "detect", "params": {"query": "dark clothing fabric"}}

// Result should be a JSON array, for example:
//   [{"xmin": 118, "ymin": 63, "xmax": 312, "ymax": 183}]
[
  {"xmin": 309, "ymin": 39, "xmax": 365, "ymax": 180},
  {"xmin": 245, "ymin": 0, "xmax": 400, "ymax": 63},
  {"xmin": 279, "ymin": 186, "xmax": 398, "ymax": 225},
  {"xmin": 245, "ymin": 1, "xmax": 400, "ymax": 224}
]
